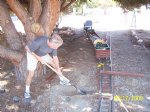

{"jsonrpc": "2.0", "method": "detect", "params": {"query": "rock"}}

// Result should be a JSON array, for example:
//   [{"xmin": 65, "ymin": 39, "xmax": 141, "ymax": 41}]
[
  {"xmin": 0, "ymin": 87, "xmax": 5, "ymax": 94},
  {"xmin": 22, "ymin": 98, "xmax": 31, "ymax": 105},
  {"xmin": 4, "ymin": 75, "xmax": 10, "ymax": 79},
  {"xmin": 65, "ymin": 96, "xmax": 71, "ymax": 102},
  {"xmin": 13, "ymin": 96, "xmax": 20, "ymax": 103},
  {"xmin": 30, "ymin": 100, "xmax": 36, "ymax": 106}
]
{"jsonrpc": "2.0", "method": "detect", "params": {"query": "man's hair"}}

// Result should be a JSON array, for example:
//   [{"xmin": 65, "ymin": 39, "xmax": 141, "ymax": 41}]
[{"xmin": 49, "ymin": 34, "xmax": 63, "ymax": 46}]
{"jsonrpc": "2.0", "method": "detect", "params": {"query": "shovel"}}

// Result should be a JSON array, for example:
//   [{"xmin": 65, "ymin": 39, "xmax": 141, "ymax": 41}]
[
  {"xmin": 43, "ymin": 61, "xmax": 87, "ymax": 95},
  {"xmin": 31, "ymin": 52, "xmax": 87, "ymax": 95}
]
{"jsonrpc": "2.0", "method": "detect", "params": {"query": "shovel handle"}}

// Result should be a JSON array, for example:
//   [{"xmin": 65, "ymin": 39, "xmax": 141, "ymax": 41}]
[{"xmin": 44, "ymin": 62, "xmax": 61, "ymax": 76}]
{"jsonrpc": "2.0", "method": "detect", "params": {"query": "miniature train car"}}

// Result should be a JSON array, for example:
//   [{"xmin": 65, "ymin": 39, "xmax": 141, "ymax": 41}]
[{"xmin": 84, "ymin": 20, "xmax": 110, "ymax": 59}]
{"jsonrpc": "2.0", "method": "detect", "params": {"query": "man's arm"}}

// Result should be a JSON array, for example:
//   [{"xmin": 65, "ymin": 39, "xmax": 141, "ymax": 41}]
[
  {"xmin": 52, "ymin": 55, "xmax": 64, "ymax": 76},
  {"xmin": 53, "ymin": 56, "xmax": 60, "ymax": 70}
]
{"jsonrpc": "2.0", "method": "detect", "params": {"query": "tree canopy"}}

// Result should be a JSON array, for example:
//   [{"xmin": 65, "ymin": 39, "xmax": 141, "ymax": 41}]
[
  {"xmin": 114, "ymin": 0, "xmax": 150, "ymax": 11},
  {"xmin": 74, "ymin": 0, "xmax": 116, "ymax": 8}
]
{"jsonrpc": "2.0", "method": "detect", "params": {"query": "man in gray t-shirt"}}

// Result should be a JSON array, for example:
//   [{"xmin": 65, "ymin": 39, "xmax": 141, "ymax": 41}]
[
  {"xmin": 24, "ymin": 34, "xmax": 70, "ymax": 99},
  {"xmin": 27, "ymin": 36, "xmax": 58, "ymax": 57}
]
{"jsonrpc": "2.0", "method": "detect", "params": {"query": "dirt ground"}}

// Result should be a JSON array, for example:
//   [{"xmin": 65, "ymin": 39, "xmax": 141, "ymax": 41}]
[{"xmin": 1, "ymin": 29, "xmax": 150, "ymax": 112}]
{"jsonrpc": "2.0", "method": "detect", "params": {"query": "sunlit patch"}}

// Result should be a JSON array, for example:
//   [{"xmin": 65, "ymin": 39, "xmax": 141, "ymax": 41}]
[
  {"xmin": 0, "ymin": 80, "xmax": 9, "ymax": 86},
  {"xmin": 126, "ymin": 105, "xmax": 133, "ymax": 109},
  {"xmin": 6, "ymin": 104, "xmax": 19, "ymax": 111},
  {"xmin": 94, "ymin": 92, "xmax": 100, "ymax": 95},
  {"xmin": 5, "ymin": 88, "xmax": 10, "ymax": 92},
  {"xmin": 62, "ymin": 68, "xmax": 72, "ymax": 72},
  {"xmin": 0, "ymin": 72, "xmax": 7, "ymax": 78},
  {"xmin": 70, "ymin": 104, "xmax": 77, "ymax": 109},
  {"xmin": 136, "ymin": 104, "xmax": 144, "ymax": 109},
  {"xmin": 0, "ymin": 73, "xmax": 3, "ymax": 77},
  {"xmin": 146, "ymin": 96, "xmax": 150, "ymax": 100},
  {"xmin": 79, "ymin": 48, "xmax": 83, "ymax": 50},
  {"xmin": 82, "ymin": 107, "xmax": 92, "ymax": 111},
  {"xmin": 70, "ymin": 61, "xmax": 76, "ymax": 64},
  {"xmin": 60, "ymin": 102, "xmax": 65, "ymax": 104},
  {"xmin": 126, "ymin": 103, "xmax": 145, "ymax": 109},
  {"xmin": 102, "ymin": 93, "xmax": 113, "ymax": 97},
  {"xmin": 15, "ymin": 85, "xmax": 21, "ymax": 89}
]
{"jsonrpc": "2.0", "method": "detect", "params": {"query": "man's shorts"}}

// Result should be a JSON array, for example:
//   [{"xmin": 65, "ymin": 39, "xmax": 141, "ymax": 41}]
[{"xmin": 27, "ymin": 52, "xmax": 52, "ymax": 71}]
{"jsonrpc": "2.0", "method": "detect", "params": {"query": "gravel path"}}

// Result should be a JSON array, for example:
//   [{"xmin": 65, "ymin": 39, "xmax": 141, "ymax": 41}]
[{"xmin": 111, "ymin": 30, "xmax": 150, "ymax": 112}]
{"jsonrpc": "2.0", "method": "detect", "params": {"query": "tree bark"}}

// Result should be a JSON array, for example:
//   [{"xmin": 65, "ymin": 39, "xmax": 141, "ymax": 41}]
[
  {"xmin": 0, "ymin": 45, "xmax": 24, "ymax": 65},
  {"xmin": 29, "ymin": 0, "xmax": 42, "ymax": 22},
  {"xmin": 60, "ymin": 0, "xmax": 76, "ymax": 12},
  {"xmin": 39, "ymin": 0, "xmax": 60, "ymax": 36},
  {"xmin": 0, "ymin": 0, "xmax": 22, "ymax": 50},
  {"xmin": 60, "ymin": 0, "xmax": 66, "ymax": 10},
  {"xmin": 6, "ymin": 0, "xmax": 28, "ymax": 25},
  {"xmin": 6, "ymin": 0, "xmax": 36, "ymax": 41}
]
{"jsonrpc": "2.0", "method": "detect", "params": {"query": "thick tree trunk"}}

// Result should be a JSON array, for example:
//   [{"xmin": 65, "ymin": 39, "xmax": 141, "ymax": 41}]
[
  {"xmin": 0, "ymin": 0, "xmax": 28, "ymax": 81},
  {"xmin": 39, "ymin": 0, "xmax": 60, "ymax": 36},
  {"xmin": 0, "ymin": 0, "xmax": 22, "ymax": 50}
]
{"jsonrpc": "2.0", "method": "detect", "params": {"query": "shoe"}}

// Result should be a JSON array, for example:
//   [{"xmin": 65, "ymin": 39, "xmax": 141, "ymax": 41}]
[
  {"xmin": 60, "ymin": 80, "xmax": 71, "ymax": 86},
  {"xmin": 24, "ymin": 92, "xmax": 31, "ymax": 99}
]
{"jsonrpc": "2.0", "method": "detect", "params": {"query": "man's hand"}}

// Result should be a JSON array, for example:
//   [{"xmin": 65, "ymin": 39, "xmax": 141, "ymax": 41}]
[{"xmin": 57, "ymin": 68, "xmax": 63, "ymax": 75}]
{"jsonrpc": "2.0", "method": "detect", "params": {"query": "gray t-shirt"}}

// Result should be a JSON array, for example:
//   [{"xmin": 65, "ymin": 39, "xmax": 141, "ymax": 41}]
[{"xmin": 27, "ymin": 36, "xmax": 57, "ymax": 57}]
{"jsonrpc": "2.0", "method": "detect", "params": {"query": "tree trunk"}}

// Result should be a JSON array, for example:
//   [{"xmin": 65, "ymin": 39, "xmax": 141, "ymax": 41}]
[
  {"xmin": 39, "ymin": 0, "xmax": 60, "ymax": 36},
  {"xmin": 0, "ymin": 0, "xmax": 28, "ymax": 81},
  {"xmin": 0, "ymin": 0, "xmax": 22, "ymax": 50}
]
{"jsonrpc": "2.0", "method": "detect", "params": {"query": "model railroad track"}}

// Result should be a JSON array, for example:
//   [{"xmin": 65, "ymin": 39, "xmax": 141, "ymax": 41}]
[
  {"xmin": 84, "ymin": 20, "xmax": 145, "ymax": 112},
  {"xmin": 84, "ymin": 20, "xmax": 113, "ymax": 112},
  {"xmin": 98, "ymin": 58, "xmax": 113, "ymax": 112}
]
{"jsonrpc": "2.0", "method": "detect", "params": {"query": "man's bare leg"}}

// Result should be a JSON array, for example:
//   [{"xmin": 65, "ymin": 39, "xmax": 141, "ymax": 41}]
[
  {"xmin": 24, "ymin": 70, "xmax": 34, "ymax": 98},
  {"xmin": 26, "ymin": 70, "xmax": 34, "ymax": 85}
]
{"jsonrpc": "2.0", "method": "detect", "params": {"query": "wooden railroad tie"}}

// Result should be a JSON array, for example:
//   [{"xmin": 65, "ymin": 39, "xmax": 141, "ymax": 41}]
[{"xmin": 99, "ymin": 71, "xmax": 144, "ymax": 77}]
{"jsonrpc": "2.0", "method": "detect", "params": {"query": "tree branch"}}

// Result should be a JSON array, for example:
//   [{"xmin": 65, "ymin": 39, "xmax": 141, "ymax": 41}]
[
  {"xmin": 6, "ymin": 0, "xmax": 36, "ymax": 42},
  {"xmin": 60, "ymin": 0, "xmax": 66, "ymax": 9},
  {"xmin": 29, "ymin": 0, "xmax": 42, "ymax": 22},
  {"xmin": 6, "ymin": 0, "xmax": 28, "ymax": 25},
  {"xmin": 39, "ymin": 0, "xmax": 60, "ymax": 36},
  {"xmin": 0, "ymin": 0, "xmax": 22, "ymax": 50},
  {"xmin": 0, "ymin": 45, "xmax": 24, "ymax": 65},
  {"xmin": 60, "ymin": 0, "xmax": 76, "ymax": 12}
]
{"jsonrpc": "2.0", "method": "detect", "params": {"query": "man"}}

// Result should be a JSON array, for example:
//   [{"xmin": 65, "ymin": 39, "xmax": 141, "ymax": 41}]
[{"xmin": 25, "ymin": 33, "xmax": 70, "ymax": 99}]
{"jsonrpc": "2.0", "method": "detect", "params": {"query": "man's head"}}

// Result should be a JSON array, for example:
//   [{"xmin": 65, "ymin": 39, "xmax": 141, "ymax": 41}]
[{"xmin": 48, "ymin": 34, "xmax": 63, "ymax": 49}]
